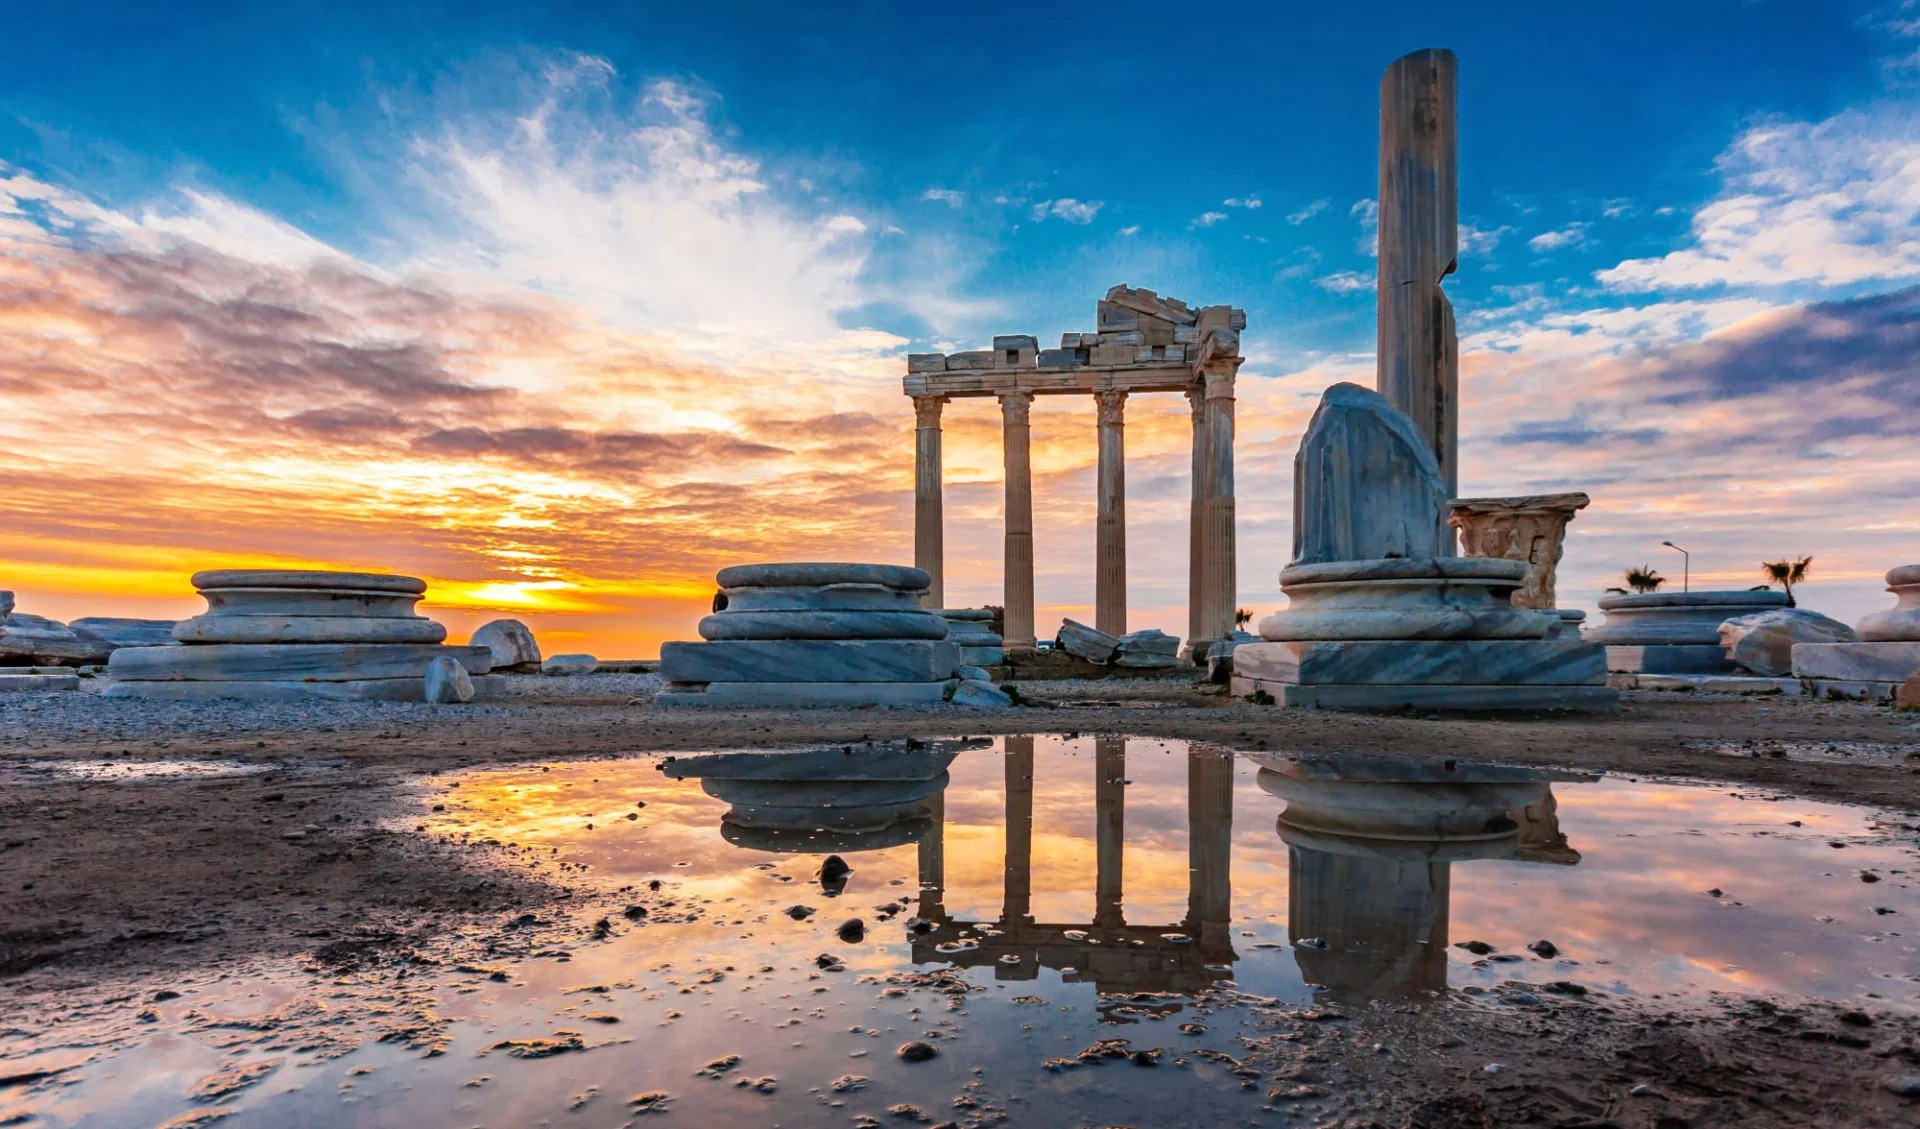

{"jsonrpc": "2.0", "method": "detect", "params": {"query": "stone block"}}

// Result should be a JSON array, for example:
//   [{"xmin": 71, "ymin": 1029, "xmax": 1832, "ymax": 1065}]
[
  {"xmin": 717, "ymin": 563, "xmax": 930, "ymax": 591},
  {"xmin": 1228, "ymin": 309, "xmax": 1247, "ymax": 331},
  {"xmin": 992, "ymin": 335, "xmax": 1038, "ymax": 351},
  {"xmin": 424, "ymin": 655, "xmax": 475, "ymax": 703},
  {"xmin": 1719, "ymin": 607, "xmax": 1856, "ymax": 676},
  {"xmin": 172, "ymin": 615, "xmax": 448, "ymax": 645},
  {"xmin": 955, "ymin": 664, "xmax": 993, "ymax": 682},
  {"xmin": 1629, "ymin": 674, "xmax": 1802, "ymax": 695},
  {"xmin": 1056, "ymin": 619, "xmax": 1119, "ymax": 663},
  {"xmin": 543, "ymin": 653, "xmax": 599, "ymax": 676},
  {"xmin": 68, "ymin": 618, "xmax": 178, "ymax": 648},
  {"xmin": 1114, "ymin": 629, "xmax": 1181, "ymax": 665},
  {"xmin": 1088, "ymin": 344, "xmax": 1137, "ymax": 366},
  {"xmin": 1805, "ymin": 679, "xmax": 1899, "ymax": 701},
  {"xmin": 1099, "ymin": 330, "xmax": 1146, "ymax": 346},
  {"xmin": 472, "ymin": 619, "xmax": 541, "ymax": 668},
  {"xmin": 0, "ymin": 614, "xmax": 108, "ymax": 664},
  {"xmin": 1230, "ymin": 677, "xmax": 1619, "ymax": 712},
  {"xmin": 1791, "ymin": 641, "xmax": 1920, "ymax": 683},
  {"xmin": 1137, "ymin": 316, "xmax": 1177, "ymax": 347},
  {"xmin": 1290, "ymin": 383, "xmax": 1448, "ymax": 565},
  {"xmin": 1586, "ymin": 590, "xmax": 1789, "ymax": 646},
  {"xmin": 107, "ymin": 643, "xmax": 493, "ymax": 682},
  {"xmin": 950, "ymin": 680, "xmax": 1012, "ymax": 708},
  {"xmin": 1604, "ymin": 644, "xmax": 1737, "ymax": 674},
  {"xmin": 958, "ymin": 645, "xmax": 1004, "ymax": 666},
  {"xmin": 106, "ymin": 675, "xmax": 504, "ymax": 702},
  {"xmin": 946, "ymin": 350, "xmax": 995, "ymax": 370},
  {"xmin": 907, "ymin": 353, "xmax": 946, "ymax": 373},
  {"xmin": 1096, "ymin": 302, "xmax": 1140, "ymax": 332},
  {"xmin": 654, "ymin": 681, "xmax": 948, "ymax": 708},
  {"xmin": 0, "ymin": 671, "xmax": 80, "ymax": 692},
  {"xmin": 661, "ymin": 639, "xmax": 960, "ymax": 683},
  {"xmin": 1036, "ymin": 348, "xmax": 1085, "ymax": 368},
  {"xmin": 698, "ymin": 610, "xmax": 949, "ymax": 641},
  {"xmin": 1900, "ymin": 672, "xmax": 1920, "ymax": 709},
  {"xmin": 1260, "ymin": 558, "xmax": 1549, "ymax": 642},
  {"xmin": 1173, "ymin": 324, "xmax": 1200, "ymax": 344},
  {"xmin": 1233, "ymin": 639, "xmax": 1605, "ymax": 686}
]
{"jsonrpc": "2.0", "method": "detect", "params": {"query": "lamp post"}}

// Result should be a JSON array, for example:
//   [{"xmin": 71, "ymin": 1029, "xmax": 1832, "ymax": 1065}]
[{"xmin": 1661, "ymin": 541, "xmax": 1689, "ymax": 593}]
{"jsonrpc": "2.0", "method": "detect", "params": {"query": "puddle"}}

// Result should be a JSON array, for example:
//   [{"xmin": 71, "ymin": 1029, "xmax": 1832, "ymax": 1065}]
[
  {"xmin": 6, "ymin": 737, "xmax": 1917, "ymax": 1129},
  {"xmin": 3, "ymin": 759, "xmax": 282, "ymax": 782}
]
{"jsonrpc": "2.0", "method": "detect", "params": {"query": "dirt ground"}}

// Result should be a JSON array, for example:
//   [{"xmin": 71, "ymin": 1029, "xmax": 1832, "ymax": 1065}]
[{"xmin": 4, "ymin": 678, "xmax": 1918, "ymax": 1126}]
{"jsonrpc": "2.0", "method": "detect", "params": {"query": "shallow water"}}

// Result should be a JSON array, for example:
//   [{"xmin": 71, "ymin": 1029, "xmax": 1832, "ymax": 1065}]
[{"xmin": 7, "ymin": 737, "xmax": 1918, "ymax": 1128}]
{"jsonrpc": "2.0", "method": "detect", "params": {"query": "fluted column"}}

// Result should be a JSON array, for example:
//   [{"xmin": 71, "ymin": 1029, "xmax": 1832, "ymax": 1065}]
[
  {"xmin": 912, "ymin": 395, "xmax": 947, "ymax": 609},
  {"xmin": 1199, "ymin": 364, "xmax": 1238, "ymax": 641},
  {"xmin": 999, "ymin": 391, "xmax": 1037, "ymax": 650},
  {"xmin": 917, "ymin": 789, "xmax": 946, "ymax": 923},
  {"xmin": 1094, "ymin": 736, "xmax": 1126, "ymax": 929},
  {"xmin": 1186, "ymin": 386, "xmax": 1206, "ymax": 647},
  {"xmin": 1094, "ymin": 390, "xmax": 1127, "ymax": 636},
  {"xmin": 1002, "ymin": 736, "xmax": 1035, "ymax": 926}
]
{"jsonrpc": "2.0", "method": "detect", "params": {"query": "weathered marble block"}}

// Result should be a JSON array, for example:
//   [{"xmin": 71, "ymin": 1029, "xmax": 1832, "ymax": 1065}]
[
  {"xmin": 1604, "ymin": 645, "xmax": 1736, "ymax": 675},
  {"xmin": 0, "ymin": 670, "xmax": 80, "ymax": 692},
  {"xmin": 661, "ymin": 639, "xmax": 959, "ymax": 684},
  {"xmin": 1791, "ymin": 641, "xmax": 1920, "ymax": 683},
  {"xmin": 1717, "ymin": 607, "xmax": 1856, "ymax": 677},
  {"xmin": 697, "ymin": 610, "xmax": 949, "ymax": 641},
  {"xmin": 107, "ymin": 675, "xmax": 504, "ymax": 702},
  {"xmin": 172, "ymin": 616, "xmax": 448, "ymax": 645},
  {"xmin": 1584, "ymin": 590, "xmax": 1789, "ymax": 646},
  {"xmin": 472, "ymin": 619, "xmax": 541, "ymax": 669},
  {"xmin": 1291, "ymin": 383, "xmax": 1449, "ymax": 564},
  {"xmin": 1233, "ymin": 639, "xmax": 1606, "ymax": 686},
  {"xmin": 655, "ymin": 681, "xmax": 949, "ymax": 708},
  {"xmin": 107, "ymin": 643, "xmax": 492, "ymax": 682},
  {"xmin": 1057, "ymin": 619, "xmax": 1120, "ymax": 663},
  {"xmin": 69, "ymin": 618, "xmax": 179, "ymax": 648},
  {"xmin": 1258, "ymin": 558, "xmax": 1554, "ymax": 642},
  {"xmin": 1857, "ymin": 564, "xmax": 1920, "ymax": 642}
]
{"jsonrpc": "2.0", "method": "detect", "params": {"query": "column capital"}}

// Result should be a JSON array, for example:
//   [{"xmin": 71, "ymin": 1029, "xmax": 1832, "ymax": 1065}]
[
  {"xmin": 1186, "ymin": 384, "xmax": 1207, "ymax": 420},
  {"xmin": 998, "ymin": 389, "xmax": 1033, "ymax": 425},
  {"xmin": 1094, "ymin": 389, "xmax": 1127, "ymax": 426},
  {"xmin": 1203, "ymin": 363, "xmax": 1237, "ymax": 400},
  {"xmin": 912, "ymin": 394, "xmax": 947, "ymax": 428}
]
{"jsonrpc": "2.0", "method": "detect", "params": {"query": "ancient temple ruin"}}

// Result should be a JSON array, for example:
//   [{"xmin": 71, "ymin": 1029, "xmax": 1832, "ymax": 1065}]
[{"xmin": 903, "ymin": 285, "xmax": 1245, "ymax": 653}]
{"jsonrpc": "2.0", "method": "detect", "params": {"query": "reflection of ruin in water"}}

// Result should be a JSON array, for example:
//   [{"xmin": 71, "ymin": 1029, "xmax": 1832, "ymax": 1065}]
[{"xmin": 1256, "ymin": 754, "xmax": 1588, "ymax": 1004}]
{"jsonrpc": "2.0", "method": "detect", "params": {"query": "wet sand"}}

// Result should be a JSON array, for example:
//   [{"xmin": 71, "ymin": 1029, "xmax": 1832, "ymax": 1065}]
[{"xmin": 4, "ymin": 676, "xmax": 1920, "ymax": 1126}]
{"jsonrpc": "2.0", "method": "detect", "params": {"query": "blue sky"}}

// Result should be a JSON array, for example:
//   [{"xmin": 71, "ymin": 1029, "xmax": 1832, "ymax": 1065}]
[{"xmin": 1, "ymin": 0, "xmax": 1916, "ymax": 649}]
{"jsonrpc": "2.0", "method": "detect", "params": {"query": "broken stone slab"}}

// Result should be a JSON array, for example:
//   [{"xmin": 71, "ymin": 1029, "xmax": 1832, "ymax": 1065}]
[
  {"xmin": 1099, "ymin": 330, "xmax": 1147, "ymax": 346},
  {"xmin": 661, "ymin": 639, "xmax": 959, "ymax": 684},
  {"xmin": 945, "ymin": 350, "xmax": 995, "ymax": 370},
  {"xmin": 542, "ymin": 654, "xmax": 599, "ymax": 676},
  {"xmin": 1229, "ymin": 678, "xmax": 1618, "ymax": 712},
  {"xmin": 1626, "ymin": 674, "xmax": 1804, "ymax": 695},
  {"xmin": 472, "ymin": 619, "xmax": 542, "ymax": 669},
  {"xmin": 1604, "ymin": 644, "xmax": 1737, "ymax": 675},
  {"xmin": 993, "ymin": 335, "xmax": 1038, "ymax": 351},
  {"xmin": 424, "ymin": 655, "xmax": 475, "ymax": 703},
  {"xmin": 1056, "ymin": 619, "xmax": 1120, "ymax": 664},
  {"xmin": 0, "ymin": 613, "xmax": 110, "ymax": 664},
  {"xmin": 107, "ymin": 643, "xmax": 492, "ymax": 682},
  {"xmin": 697, "ymin": 610, "xmax": 951, "ymax": 641},
  {"xmin": 1257, "ymin": 558, "xmax": 1553, "ymax": 642},
  {"xmin": 950, "ymin": 680, "xmax": 1012, "ymax": 709},
  {"xmin": 0, "ymin": 670, "xmax": 80, "ymax": 692},
  {"xmin": 907, "ymin": 353, "xmax": 946, "ymax": 373},
  {"xmin": 1585, "ymin": 590, "xmax": 1790, "ymax": 646},
  {"xmin": 1718, "ymin": 608, "xmax": 1857, "ymax": 677},
  {"xmin": 1036, "ymin": 348, "xmax": 1086, "ymax": 367},
  {"xmin": 68, "ymin": 618, "xmax": 178, "ymax": 648},
  {"xmin": 1232, "ymin": 639, "xmax": 1606, "ymax": 686},
  {"xmin": 172, "ymin": 615, "xmax": 449, "ymax": 645},
  {"xmin": 1087, "ymin": 343, "xmax": 1138, "ymax": 366},
  {"xmin": 1113, "ymin": 652, "xmax": 1182, "ymax": 670},
  {"xmin": 1290, "ymin": 383, "xmax": 1449, "ymax": 565},
  {"xmin": 954, "ymin": 664, "xmax": 993, "ymax": 682},
  {"xmin": 654, "ymin": 681, "xmax": 948, "ymax": 708},
  {"xmin": 1115, "ymin": 628, "xmax": 1181, "ymax": 658},
  {"xmin": 958, "ymin": 646, "xmax": 1004, "ymax": 666},
  {"xmin": 1858, "ymin": 564, "xmax": 1920, "ymax": 642},
  {"xmin": 105, "ymin": 674, "xmax": 504, "ymax": 702},
  {"xmin": 1791, "ymin": 641, "xmax": 1920, "ymax": 683}
]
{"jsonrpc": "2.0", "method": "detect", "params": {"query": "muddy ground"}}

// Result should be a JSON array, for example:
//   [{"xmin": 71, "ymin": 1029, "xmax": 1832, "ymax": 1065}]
[{"xmin": 3, "ymin": 676, "xmax": 1919, "ymax": 1126}]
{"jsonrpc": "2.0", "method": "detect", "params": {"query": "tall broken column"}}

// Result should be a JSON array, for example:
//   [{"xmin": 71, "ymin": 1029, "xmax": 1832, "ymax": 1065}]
[
  {"xmin": 1000, "ymin": 391, "xmax": 1037, "ymax": 650},
  {"xmin": 1094, "ymin": 390, "xmax": 1128, "ymax": 636},
  {"xmin": 912, "ymin": 395, "xmax": 946, "ymax": 609},
  {"xmin": 1377, "ymin": 47, "xmax": 1459, "ymax": 552}
]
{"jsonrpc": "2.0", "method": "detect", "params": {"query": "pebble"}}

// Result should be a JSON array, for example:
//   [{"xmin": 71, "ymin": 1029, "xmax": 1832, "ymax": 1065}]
[
  {"xmin": 1886, "ymin": 1076, "xmax": 1920, "ymax": 1098},
  {"xmin": 837, "ymin": 919, "xmax": 866, "ymax": 942},
  {"xmin": 1527, "ymin": 939, "xmax": 1558, "ymax": 958},
  {"xmin": 786, "ymin": 905, "xmax": 815, "ymax": 920},
  {"xmin": 1630, "ymin": 1084, "xmax": 1653, "ymax": 1097},
  {"xmin": 897, "ymin": 1041, "xmax": 938, "ymax": 1063}
]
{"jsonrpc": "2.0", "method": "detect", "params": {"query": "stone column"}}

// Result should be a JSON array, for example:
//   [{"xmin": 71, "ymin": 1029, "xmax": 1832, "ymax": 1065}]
[
  {"xmin": 1094, "ymin": 391, "xmax": 1128, "ymax": 636},
  {"xmin": 1378, "ymin": 47, "xmax": 1459, "ymax": 550},
  {"xmin": 1186, "ymin": 386, "xmax": 1207, "ymax": 648},
  {"xmin": 1447, "ymin": 493, "xmax": 1591, "ymax": 609},
  {"xmin": 1002, "ymin": 736, "xmax": 1034, "ymax": 926},
  {"xmin": 999, "ymin": 391, "xmax": 1037, "ymax": 650},
  {"xmin": 1185, "ymin": 747, "xmax": 1234, "ymax": 948},
  {"xmin": 917, "ymin": 789, "xmax": 946, "ymax": 923},
  {"xmin": 913, "ymin": 395, "xmax": 947, "ymax": 609},
  {"xmin": 1094, "ymin": 737, "xmax": 1126, "ymax": 928},
  {"xmin": 1199, "ymin": 364, "xmax": 1238, "ymax": 642}
]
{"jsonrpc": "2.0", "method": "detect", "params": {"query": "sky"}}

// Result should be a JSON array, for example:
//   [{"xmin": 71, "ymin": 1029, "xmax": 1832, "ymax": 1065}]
[{"xmin": 1, "ymin": 0, "xmax": 1916, "ymax": 657}]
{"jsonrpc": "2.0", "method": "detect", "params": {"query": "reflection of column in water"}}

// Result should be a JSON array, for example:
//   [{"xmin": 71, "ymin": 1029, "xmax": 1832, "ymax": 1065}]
[
  {"xmin": 1003, "ymin": 736, "xmax": 1035, "ymax": 925},
  {"xmin": 917, "ymin": 788, "xmax": 946, "ymax": 922},
  {"xmin": 1094, "ymin": 737, "xmax": 1126, "ymax": 928},
  {"xmin": 1288, "ymin": 849, "xmax": 1450, "ymax": 1002},
  {"xmin": 1185, "ymin": 747, "xmax": 1235, "ymax": 946}
]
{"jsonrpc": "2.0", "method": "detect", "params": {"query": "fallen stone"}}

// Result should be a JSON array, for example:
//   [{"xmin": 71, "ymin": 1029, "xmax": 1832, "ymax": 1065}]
[
  {"xmin": 0, "ymin": 612, "xmax": 108, "ymax": 664},
  {"xmin": 108, "ymin": 643, "xmax": 493, "ymax": 682},
  {"xmin": 425, "ymin": 655, "xmax": 475, "ymax": 703},
  {"xmin": 68, "ymin": 618, "xmax": 178, "ymax": 648},
  {"xmin": 1057, "ymin": 619, "xmax": 1120, "ymax": 664},
  {"xmin": 1719, "ymin": 607, "xmax": 1857, "ymax": 677},
  {"xmin": 1792, "ymin": 641, "xmax": 1920, "ymax": 682},
  {"xmin": 1233, "ymin": 639, "xmax": 1605, "ymax": 686},
  {"xmin": 1290, "ymin": 382, "xmax": 1448, "ymax": 564},
  {"xmin": 472, "ymin": 619, "xmax": 542, "ymax": 669},
  {"xmin": 661, "ymin": 639, "xmax": 957, "ymax": 683},
  {"xmin": 954, "ymin": 664, "xmax": 993, "ymax": 682},
  {"xmin": 0, "ymin": 670, "xmax": 80, "ymax": 692},
  {"xmin": 837, "ymin": 918, "xmax": 866, "ymax": 942},
  {"xmin": 896, "ymin": 1041, "xmax": 938, "ymax": 1063},
  {"xmin": 1899, "ymin": 673, "xmax": 1920, "ymax": 711},
  {"xmin": 1114, "ymin": 628, "xmax": 1181, "ymax": 665},
  {"xmin": 951, "ymin": 680, "xmax": 1012, "ymax": 709},
  {"xmin": 543, "ymin": 654, "xmax": 599, "ymax": 676}
]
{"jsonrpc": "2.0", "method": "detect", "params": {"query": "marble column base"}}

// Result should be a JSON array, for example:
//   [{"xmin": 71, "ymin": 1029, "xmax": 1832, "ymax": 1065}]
[
  {"xmin": 1258, "ymin": 558, "xmax": 1555, "ymax": 641},
  {"xmin": 654, "ymin": 681, "xmax": 949, "ymax": 708},
  {"xmin": 1233, "ymin": 639, "xmax": 1605, "ymax": 686},
  {"xmin": 1791, "ymin": 641, "xmax": 1920, "ymax": 683},
  {"xmin": 105, "ymin": 674, "xmax": 503, "ymax": 702},
  {"xmin": 1604, "ymin": 644, "xmax": 1737, "ymax": 674},
  {"xmin": 1230, "ymin": 677, "xmax": 1618, "ymax": 711}
]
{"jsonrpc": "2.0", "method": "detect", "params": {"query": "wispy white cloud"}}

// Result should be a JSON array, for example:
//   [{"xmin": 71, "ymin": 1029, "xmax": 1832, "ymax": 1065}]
[
  {"xmin": 1190, "ymin": 211, "xmax": 1228, "ymax": 229},
  {"xmin": 1030, "ymin": 197, "xmax": 1103, "ymax": 224},
  {"xmin": 1286, "ymin": 199, "xmax": 1329, "ymax": 224},
  {"xmin": 1459, "ymin": 222, "xmax": 1514, "ymax": 255},
  {"xmin": 1601, "ymin": 198, "xmax": 1635, "ymax": 218},
  {"xmin": 1529, "ymin": 223, "xmax": 1591, "ymax": 252},
  {"xmin": 1224, "ymin": 195, "xmax": 1263, "ymax": 209},
  {"xmin": 1117, "ymin": 225, "xmax": 1140, "ymax": 236},
  {"xmin": 1350, "ymin": 198, "xmax": 1379, "ymax": 256},
  {"xmin": 921, "ymin": 187, "xmax": 964, "ymax": 206},
  {"xmin": 1315, "ymin": 269, "xmax": 1372, "ymax": 294}
]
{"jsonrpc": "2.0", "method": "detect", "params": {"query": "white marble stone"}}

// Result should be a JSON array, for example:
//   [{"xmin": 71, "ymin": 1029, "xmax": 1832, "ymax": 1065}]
[
  {"xmin": 1625, "ymin": 674, "xmax": 1803, "ymax": 695},
  {"xmin": 108, "ymin": 643, "xmax": 491, "ymax": 682},
  {"xmin": 1585, "ymin": 590, "xmax": 1788, "ymax": 646},
  {"xmin": 1234, "ymin": 639, "xmax": 1605, "ymax": 686},
  {"xmin": 716, "ymin": 563, "xmax": 930, "ymax": 591},
  {"xmin": 1231, "ymin": 678, "xmax": 1618, "ymax": 711},
  {"xmin": 1290, "ymin": 383, "xmax": 1448, "ymax": 565},
  {"xmin": 0, "ymin": 613, "xmax": 107, "ymax": 663},
  {"xmin": 1258, "ymin": 558, "xmax": 1552, "ymax": 642},
  {"xmin": 958, "ymin": 646, "xmax": 1004, "ymax": 666},
  {"xmin": 697, "ymin": 610, "xmax": 950, "ymax": 641},
  {"xmin": 661, "ymin": 640, "xmax": 958, "ymax": 683},
  {"xmin": 1113, "ymin": 652, "xmax": 1182, "ymax": 670},
  {"xmin": 542, "ymin": 653, "xmax": 599, "ymax": 676},
  {"xmin": 722, "ymin": 584, "xmax": 927, "ymax": 613},
  {"xmin": 1791, "ymin": 641, "xmax": 1920, "ymax": 683},
  {"xmin": 1114, "ymin": 628, "xmax": 1180, "ymax": 658},
  {"xmin": 471, "ymin": 619, "xmax": 541, "ymax": 668},
  {"xmin": 424, "ymin": 655, "xmax": 475, "ymax": 703},
  {"xmin": 171, "ymin": 615, "xmax": 448, "ymax": 645},
  {"xmin": 655, "ymin": 681, "xmax": 948, "ymax": 708},
  {"xmin": 192, "ymin": 569, "xmax": 425, "ymax": 594},
  {"xmin": 198, "ymin": 588, "xmax": 423, "ymax": 618},
  {"xmin": 0, "ymin": 671, "xmax": 80, "ymax": 692},
  {"xmin": 950, "ymin": 680, "xmax": 1013, "ymax": 708},
  {"xmin": 68, "ymin": 618, "xmax": 178, "ymax": 648},
  {"xmin": 107, "ymin": 674, "xmax": 504, "ymax": 702},
  {"xmin": 1604, "ymin": 644, "xmax": 1737, "ymax": 675},
  {"xmin": 1718, "ymin": 608, "xmax": 1856, "ymax": 677},
  {"xmin": 954, "ymin": 664, "xmax": 993, "ymax": 682},
  {"xmin": 1857, "ymin": 564, "xmax": 1920, "ymax": 642},
  {"xmin": 1056, "ymin": 619, "xmax": 1119, "ymax": 663}
]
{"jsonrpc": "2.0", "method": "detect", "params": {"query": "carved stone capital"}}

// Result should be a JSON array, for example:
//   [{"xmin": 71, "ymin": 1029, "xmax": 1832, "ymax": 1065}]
[
  {"xmin": 912, "ymin": 394, "xmax": 947, "ymax": 429},
  {"xmin": 1203, "ymin": 364, "xmax": 1237, "ymax": 401},
  {"xmin": 1095, "ymin": 389, "xmax": 1127, "ymax": 427},
  {"xmin": 998, "ymin": 390, "xmax": 1033, "ymax": 425}
]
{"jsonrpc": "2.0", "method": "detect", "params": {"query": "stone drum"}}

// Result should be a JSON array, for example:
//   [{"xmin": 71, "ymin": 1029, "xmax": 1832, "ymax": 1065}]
[
  {"xmin": 1585, "ymin": 590, "xmax": 1789, "ymax": 674},
  {"xmin": 1791, "ymin": 564, "xmax": 1920, "ymax": 699}
]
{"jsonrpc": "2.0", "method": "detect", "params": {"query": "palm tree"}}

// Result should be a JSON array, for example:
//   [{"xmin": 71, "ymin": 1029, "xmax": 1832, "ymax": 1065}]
[
  {"xmin": 1761, "ymin": 556, "xmax": 1813, "ymax": 607},
  {"xmin": 1624, "ymin": 566, "xmax": 1665, "ymax": 594},
  {"xmin": 1234, "ymin": 608, "xmax": 1253, "ymax": 629}
]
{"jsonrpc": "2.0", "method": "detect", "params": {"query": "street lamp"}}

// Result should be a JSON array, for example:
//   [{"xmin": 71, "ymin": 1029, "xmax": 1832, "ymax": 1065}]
[{"xmin": 1661, "ymin": 541, "xmax": 1689, "ymax": 593}]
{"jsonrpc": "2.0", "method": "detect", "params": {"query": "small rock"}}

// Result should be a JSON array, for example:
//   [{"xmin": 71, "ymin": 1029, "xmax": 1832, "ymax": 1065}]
[
  {"xmin": 542, "ymin": 653, "xmax": 598, "ymax": 676},
  {"xmin": 1455, "ymin": 940, "xmax": 1495, "ymax": 955},
  {"xmin": 950, "ymin": 680, "xmax": 1012, "ymax": 709},
  {"xmin": 837, "ymin": 919, "xmax": 866, "ymax": 942},
  {"xmin": 954, "ymin": 664, "xmax": 993, "ymax": 682},
  {"xmin": 1884, "ymin": 1075, "xmax": 1920, "ymax": 1098},
  {"xmin": 785, "ymin": 905, "xmax": 815, "ymax": 920},
  {"xmin": 1838, "ymin": 1010, "xmax": 1873, "ymax": 1027},
  {"xmin": 819, "ymin": 855, "xmax": 852, "ymax": 894},
  {"xmin": 1629, "ymin": 1084, "xmax": 1653, "ymax": 1097},
  {"xmin": 897, "ymin": 1041, "xmax": 938, "ymax": 1063},
  {"xmin": 423, "ymin": 655, "xmax": 475, "ymax": 703},
  {"xmin": 622, "ymin": 905, "xmax": 648, "ymax": 920},
  {"xmin": 1526, "ymin": 939, "xmax": 1558, "ymax": 958},
  {"xmin": 472, "ymin": 619, "xmax": 542, "ymax": 669}
]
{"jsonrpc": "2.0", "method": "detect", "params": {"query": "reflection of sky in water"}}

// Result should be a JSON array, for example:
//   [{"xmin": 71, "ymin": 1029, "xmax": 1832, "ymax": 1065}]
[{"xmin": 12, "ymin": 737, "xmax": 1918, "ymax": 1129}]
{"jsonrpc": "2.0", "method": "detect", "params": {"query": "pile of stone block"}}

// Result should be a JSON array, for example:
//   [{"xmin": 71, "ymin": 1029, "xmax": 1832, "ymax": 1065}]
[
  {"xmin": 657, "ymin": 563, "xmax": 960, "ymax": 708},
  {"xmin": 1793, "ymin": 564, "xmax": 1920, "ymax": 700},
  {"xmin": 105, "ymin": 570, "xmax": 497, "ymax": 701},
  {"xmin": 1229, "ymin": 384, "xmax": 1615, "ymax": 711},
  {"xmin": 906, "ymin": 285, "xmax": 1246, "ymax": 373},
  {"xmin": 1054, "ymin": 619, "xmax": 1185, "ymax": 671},
  {"xmin": 936, "ymin": 609, "xmax": 1003, "ymax": 666}
]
